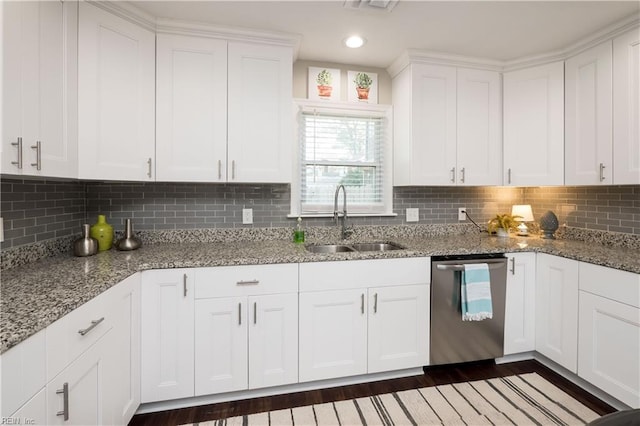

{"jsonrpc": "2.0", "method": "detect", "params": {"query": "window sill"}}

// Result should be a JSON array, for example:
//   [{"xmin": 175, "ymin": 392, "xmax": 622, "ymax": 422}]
[{"xmin": 287, "ymin": 213, "xmax": 398, "ymax": 219}]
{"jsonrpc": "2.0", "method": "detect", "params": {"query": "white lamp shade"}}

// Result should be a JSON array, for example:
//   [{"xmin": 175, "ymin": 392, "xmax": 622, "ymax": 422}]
[{"xmin": 512, "ymin": 205, "xmax": 534, "ymax": 222}]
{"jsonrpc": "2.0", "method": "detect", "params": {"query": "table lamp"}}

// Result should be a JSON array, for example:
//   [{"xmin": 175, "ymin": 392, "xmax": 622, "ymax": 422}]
[{"xmin": 511, "ymin": 205, "xmax": 534, "ymax": 236}]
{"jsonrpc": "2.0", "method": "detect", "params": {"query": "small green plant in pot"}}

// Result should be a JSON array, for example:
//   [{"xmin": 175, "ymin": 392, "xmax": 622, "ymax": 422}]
[
  {"xmin": 353, "ymin": 72, "xmax": 373, "ymax": 100},
  {"xmin": 487, "ymin": 213, "xmax": 522, "ymax": 237},
  {"xmin": 316, "ymin": 69, "xmax": 333, "ymax": 97}
]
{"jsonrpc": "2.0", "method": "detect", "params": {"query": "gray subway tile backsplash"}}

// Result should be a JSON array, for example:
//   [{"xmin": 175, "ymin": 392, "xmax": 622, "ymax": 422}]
[{"xmin": 1, "ymin": 177, "xmax": 639, "ymax": 250}]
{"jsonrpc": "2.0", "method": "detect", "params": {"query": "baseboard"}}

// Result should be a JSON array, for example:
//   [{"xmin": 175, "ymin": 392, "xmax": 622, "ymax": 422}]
[
  {"xmin": 495, "ymin": 352, "xmax": 535, "ymax": 364},
  {"xmin": 533, "ymin": 353, "xmax": 632, "ymax": 411},
  {"xmin": 136, "ymin": 367, "xmax": 424, "ymax": 414}
]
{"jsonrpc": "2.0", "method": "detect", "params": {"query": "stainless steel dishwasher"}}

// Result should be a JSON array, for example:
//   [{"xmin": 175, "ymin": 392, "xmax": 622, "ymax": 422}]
[{"xmin": 430, "ymin": 254, "xmax": 507, "ymax": 365}]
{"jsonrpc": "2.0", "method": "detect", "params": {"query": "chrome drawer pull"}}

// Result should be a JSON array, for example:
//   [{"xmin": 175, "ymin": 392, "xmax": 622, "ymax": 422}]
[
  {"xmin": 78, "ymin": 317, "xmax": 105, "ymax": 336},
  {"xmin": 238, "ymin": 303, "xmax": 242, "ymax": 325},
  {"xmin": 31, "ymin": 140, "xmax": 41, "ymax": 170},
  {"xmin": 254, "ymin": 302, "xmax": 257, "ymax": 324},
  {"xmin": 183, "ymin": 273, "xmax": 188, "ymax": 297},
  {"xmin": 374, "ymin": 293, "xmax": 378, "ymax": 314},
  {"xmin": 56, "ymin": 382, "xmax": 69, "ymax": 420},
  {"xmin": 11, "ymin": 137, "xmax": 23, "ymax": 169},
  {"xmin": 361, "ymin": 293, "xmax": 364, "ymax": 314},
  {"xmin": 599, "ymin": 163, "xmax": 606, "ymax": 182},
  {"xmin": 237, "ymin": 279, "xmax": 259, "ymax": 285},
  {"xmin": 510, "ymin": 257, "xmax": 516, "ymax": 275}
]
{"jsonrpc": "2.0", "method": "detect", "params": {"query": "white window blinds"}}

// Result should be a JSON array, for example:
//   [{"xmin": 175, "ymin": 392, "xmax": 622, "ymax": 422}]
[{"xmin": 298, "ymin": 106, "xmax": 390, "ymax": 215}]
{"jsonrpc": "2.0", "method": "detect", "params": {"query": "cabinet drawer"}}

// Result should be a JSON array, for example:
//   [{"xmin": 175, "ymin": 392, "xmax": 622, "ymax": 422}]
[
  {"xmin": 46, "ymin": 285, "xmax": 118, "ymax": 381},
  {"xmin": 195, "ymin": 263, "xmax": 298, "ymax": 299},
  {"xmin": 579, "ymin": 262, "xmax": 639, "ymax": 308},
  {"xmin": 299, "ymin": 257, "xmax": 430, "ymax": 292},
  {"xmin": 1, "ymin": 329, "xmax": 46, "ymax": 417}
]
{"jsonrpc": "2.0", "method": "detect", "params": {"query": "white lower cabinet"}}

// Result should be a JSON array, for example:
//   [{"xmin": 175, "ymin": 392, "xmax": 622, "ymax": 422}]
[
  {"xmin": 9, "ymin": 388, "xmax": 46, "ymax": 425},
  {"xmin": 578, "ymin": 262, "xmax": 640, "ymax": 408},
  {"xmin": 504, "ymin": 253, "xmax": 536, "ymax": 355},
  {"xmin": 298, "ymin": 258, "xmax": 430, "ymax": 383},
  {"xmin": 141, "ymin": 269, "xmax": 195, "ymax": 403},
  {"xmin": 535, "ymin": 253, "xmax": 579, "ymax": 373},
  {"xmin": 194, "ymin": 264, "xmax": 299, "ymax": 396}
]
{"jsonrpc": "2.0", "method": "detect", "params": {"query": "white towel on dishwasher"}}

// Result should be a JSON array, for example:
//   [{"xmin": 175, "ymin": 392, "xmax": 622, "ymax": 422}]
[{"xmin": 461, "ymin": 263, "xmax": 493, "ymax": 321}]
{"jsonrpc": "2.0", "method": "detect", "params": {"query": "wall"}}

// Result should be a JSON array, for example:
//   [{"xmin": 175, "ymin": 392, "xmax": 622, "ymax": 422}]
[{"xmin": 2, "ymin": 177, "xmax": 638, "ymax": 250}]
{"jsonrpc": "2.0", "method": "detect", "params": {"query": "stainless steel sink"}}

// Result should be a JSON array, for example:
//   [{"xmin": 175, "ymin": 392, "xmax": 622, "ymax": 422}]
[
  {"xmin": 305, "ymin": 242, "xmax": 404, "ymax": 253},
  {"xmin": 350, "ymin": 242, "xmax": 404, "ymax": 252},
  {"xmin": 305, "ymin": 244, "xmax": 356, "ymax": 253}
]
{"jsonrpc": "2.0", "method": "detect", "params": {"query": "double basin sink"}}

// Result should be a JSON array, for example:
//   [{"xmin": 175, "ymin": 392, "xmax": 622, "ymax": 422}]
[{"xmin": 305, "ymin": 242, "xmax": 404, "ymax": 254}]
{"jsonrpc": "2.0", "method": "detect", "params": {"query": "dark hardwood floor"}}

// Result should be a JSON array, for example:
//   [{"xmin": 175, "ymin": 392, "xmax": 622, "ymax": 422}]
[{"xmin": 129, "ymin": 360, "xmax": 616, "ymax": 426}]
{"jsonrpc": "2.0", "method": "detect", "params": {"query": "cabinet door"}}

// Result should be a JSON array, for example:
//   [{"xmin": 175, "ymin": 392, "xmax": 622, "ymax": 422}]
[
  {"xmin": 565, "ymin": 42, "xmax": 613, "ymax": 185},
  {"xmin": 249, "ymin": 293, "xmax": 298, "ymax": 389},
  {"xmin": 504, "ymin": 253, "xmax": 536, "ymax": 355},
  {"xmin": 299, "ymin": 289, "xmax": 367, "ymax": 382},
  {"xmin": 1, "ymin": 1, "xmax": 77, "ymax": 178},
  {"xmin": 78, "ymin": 2, "xmax": 155, "ymax": 181},
  {"xmin": 368, "ymin": 285, "xmax": 429, "ymax": 373},
  {"xmin": 409, "ymin": 64, "xmax": 457, "ymax": 185},
  {"xmin": 535, "ymin": 254, "xmax": 578, "ymax": 373},
  {"xmin": 457, "ymin": 68, "xmax": 502, "ymax": 186},
  {"xmin": 227, "ymin": 42, "xmax": 293, "ymax": 183},
  {"xmin": 578, "ymin": 291, "xmax": 640, "ymax": 408},
  {"xmin": 9, "ymin": 388, "xmax": 46, "ymax": 426},
  {"xmin": 46, "ymin": 331, "xmax": 111, "ymax": 425},
  {"xmin": 503, "ymin": 62, "xmax": 564, "ymax": 186},
  {"xmin": 107, "ymin": 274, "xmax": 141, "ymax": 425},
  {"xmin": 141, "ymin": 269, "xmax": 194, "ymax": 403},
  {"xmin": 156, "ymin": 34, "xmax": 228, "ymax": 182},
  {"xmin": 613, "ymin": 28, "xmax": 640, "ymax": 184},
  {"xmin": 194, "ymin": 296, "xmax": 248, "ymax": 396}
]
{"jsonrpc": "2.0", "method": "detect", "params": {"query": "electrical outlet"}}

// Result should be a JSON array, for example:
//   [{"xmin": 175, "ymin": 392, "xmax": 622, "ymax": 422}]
[
  {"xmin": 458, "ymin": 207, "xmax": 467, "ymax": 221},
  {"xmin": 242, "ymin": 208, "xmax": 253, "ymax": 224},
  {"xmin": 406, "ymin": 208, "xmax": 419, "ymax": 222}
]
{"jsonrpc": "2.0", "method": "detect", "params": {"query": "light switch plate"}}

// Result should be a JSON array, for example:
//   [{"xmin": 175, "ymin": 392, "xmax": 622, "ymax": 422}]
[
  {"xmin": 406, "ymin": 208, "xmax": 419, "ymax": 222},
  {"xmin": 242, "ymin": 208, "xmax": 253, "ymax": 224}
]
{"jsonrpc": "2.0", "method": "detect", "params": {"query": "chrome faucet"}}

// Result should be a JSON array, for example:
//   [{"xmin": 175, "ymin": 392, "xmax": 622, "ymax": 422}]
[{"xmin": 333, "ymin": 184, "xmax": 352, "ymax": 239}]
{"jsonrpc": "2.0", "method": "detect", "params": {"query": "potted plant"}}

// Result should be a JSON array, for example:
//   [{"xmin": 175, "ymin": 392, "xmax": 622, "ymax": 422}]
[
  {"xmin": 487, "ymin": 213, "xmax": 522, "ymax": 237},
  {"xmin": 316, "ymin": 69, "xmax": 333, "ymax": 97},
  {"xmin": 353, "ymin": 72, "xmax": 372, "ymax": 100}
]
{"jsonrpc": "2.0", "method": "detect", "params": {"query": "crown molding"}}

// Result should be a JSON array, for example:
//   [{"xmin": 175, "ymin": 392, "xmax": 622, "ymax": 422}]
[
  {"xmin": 155, "ymin": 18, "xmax": 301, "ymax": 54},
  {"xmin": 388, "ymin": 13, "xmax": 639, "ymax": 76},
  {"xmin": 87, "ymin": 1, "xmax": 156, "ymax": 32}
]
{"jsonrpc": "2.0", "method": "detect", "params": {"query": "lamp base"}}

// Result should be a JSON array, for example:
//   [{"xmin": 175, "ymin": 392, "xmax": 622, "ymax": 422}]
[{"xmin": 516, "ymin": 223, "xmax": 529, "ymax": 236}]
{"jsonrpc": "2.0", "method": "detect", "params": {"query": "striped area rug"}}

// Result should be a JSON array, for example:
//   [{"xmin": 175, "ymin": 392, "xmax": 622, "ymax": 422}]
[{"xmin": 189, "ymin": 373, "xmax": 601, "ymax": 425}]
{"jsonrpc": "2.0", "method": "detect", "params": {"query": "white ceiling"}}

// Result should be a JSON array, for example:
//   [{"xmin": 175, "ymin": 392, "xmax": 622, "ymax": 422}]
[{"xmin": 129, "ymin": 0, "xmax": 640, "ymax": 68}]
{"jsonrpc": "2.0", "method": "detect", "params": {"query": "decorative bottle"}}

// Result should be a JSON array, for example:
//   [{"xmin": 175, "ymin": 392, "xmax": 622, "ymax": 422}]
[
  {"xmin": 73, "ymin": 224, "xmax": 99, "ymax": 257},
  {"xmin": 293, "ymin": 217, "xmax": 305, "ymax": 243},
  {"xmin": 90, "ymin": 214, "xmax": 114, "ymax": 251}
]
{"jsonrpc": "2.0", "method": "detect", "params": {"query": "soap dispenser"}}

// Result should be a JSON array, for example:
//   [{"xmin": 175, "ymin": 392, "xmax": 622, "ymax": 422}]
[{"xmin": 293, "ymin": 217, "xmax": 305, "ymax": 243}]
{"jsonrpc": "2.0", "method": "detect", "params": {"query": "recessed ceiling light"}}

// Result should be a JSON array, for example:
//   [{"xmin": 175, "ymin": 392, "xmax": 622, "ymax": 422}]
[{"xmin": 344, "ymin": 35, "xmax": 366, "ymax": 48}]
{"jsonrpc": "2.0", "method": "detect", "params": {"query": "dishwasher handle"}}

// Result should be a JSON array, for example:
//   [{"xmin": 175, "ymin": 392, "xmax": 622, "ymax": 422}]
[{"xmin": 436, "ymin": 260, "xmax": 505, "ymax": 272}]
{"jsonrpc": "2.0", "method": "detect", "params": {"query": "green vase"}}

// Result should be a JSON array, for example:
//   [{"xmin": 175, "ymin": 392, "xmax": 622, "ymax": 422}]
[{"xmin": 90, "ymin": 215, "xmax": 114, "ymax": 252}]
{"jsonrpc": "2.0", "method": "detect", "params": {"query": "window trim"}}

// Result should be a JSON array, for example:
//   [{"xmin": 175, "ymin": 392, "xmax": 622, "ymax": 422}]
[{"xmin": 290, "ymin": 99, "xmax": 394, "ymax": 218}]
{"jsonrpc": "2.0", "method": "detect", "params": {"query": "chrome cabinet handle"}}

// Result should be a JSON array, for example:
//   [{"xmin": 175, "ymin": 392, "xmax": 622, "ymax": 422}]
[
  {"xmin": 147, "ymin": 158, "xmax": 152, "ymax": 178},
  {"xmin": 78, "ymin": 317, "xmax": 104, "ymax": 336},
  {"xmin": 183, "ymin": 274, "xmax": 188, "ymax": 297},
  {"xmin": 460, "ymin": 167, "xmax": 465, "ymax": 183},
  {"xmin": 507, "ymin": 168, "xmax": 512, "ymax": 184},
  {"xmin": 56, "ymin": 382, "xmax": 69, "ymax": 421},
  {"xmin": 509, "ymin": 257, "xmax": 516, "ymax": 275},
  {"xmin": 360, "ymin": 293, "xmax": 364, "ymax": 314},
  {"xmin": 450, "ymin": 167, "xmax": 455, "ymax": 183},
  {"xmin": 31, "ymin": 141, "xmax": 41, "ymax": 170},
  {"xmin": 253, "ymin": 302, "xmax": 257, "ymax": 324},
  {"xmin": 232, "ymin": 160, "xmax": 236, "ymax": 179},
  {"xmin": 238, "ymin": 303, "xmax": 242, "ymax": 325},
  {"xmin": 218, "ymin": 160, "xmax": 222, "ymax": 180},
  {"xmin": 374, "ymin": 293, "xmax": 378, "ymax": 314},
  {"xmin": 599, "ymin": 163, "xmax": 606, "ymax": 182},
  {"xmin": 11, "ymin": 137, "xmax": 23, "ymax": 169},
  {"xmin": 237, "ymin": 279, "xmax": 259, "ymax": 285}
]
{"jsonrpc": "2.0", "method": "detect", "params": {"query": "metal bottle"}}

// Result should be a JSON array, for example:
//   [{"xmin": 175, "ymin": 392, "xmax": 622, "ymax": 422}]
[
  {"xmin": 73, "ymin": 224, "xmax": 99, "ymax": 257},
  {"xmin": 115, "ymin": 219, "xmax": 142, "ymax": 251}
]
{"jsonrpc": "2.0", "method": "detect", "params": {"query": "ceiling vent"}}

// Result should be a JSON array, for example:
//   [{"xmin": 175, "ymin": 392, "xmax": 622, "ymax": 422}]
[{"xmin": 343, "ymin": 0, "xmax": 399, "ymax": 12}]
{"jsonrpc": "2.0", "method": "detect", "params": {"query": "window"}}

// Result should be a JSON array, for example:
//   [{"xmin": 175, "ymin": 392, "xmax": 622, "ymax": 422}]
[{"xmin": 291, "ymin": 101, "xmax": 393, "ymax": 216}]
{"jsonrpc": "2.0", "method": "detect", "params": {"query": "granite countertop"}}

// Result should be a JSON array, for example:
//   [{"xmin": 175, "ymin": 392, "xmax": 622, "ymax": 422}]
[{"xmin": 2, "ymin": 234, "xmax": 639, "ymax": 354}]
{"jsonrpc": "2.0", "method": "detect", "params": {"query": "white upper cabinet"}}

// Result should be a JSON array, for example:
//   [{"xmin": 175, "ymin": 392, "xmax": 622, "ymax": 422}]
[
  {"xmin": 155, "ymin": 37, "xmax": 293, "ymax": 183},
  {"xmin": 613, "ymin": 28, "xmax": 640, "ymax": 184},
  {"xmin": 77, "ymin": 2, "xmax": 155, "ymax": 181},
  {"xmin": 457, "ymin": 68, "xmax": 503, "ymax": 185},
  {"xmin": 503, "ymin": 61, "xmax": 564, "ymax": 186},
  {"xmin": 565, "ymin": 42, "xmax": 613, "ymax": 185},
  {"xmin": 227, "ymin": 42, "xmax": 293, "ymax": 183},
  {"xmin": 1, "ymin": 1, "xmax": 77, "ymax": 178},
  {"xmin": 156, "ymin": 34, "xmax": 228, "ymax": 182},
  {"xmin": 393, "ymin": 63, "xmax": 502, "ymax": 186}
]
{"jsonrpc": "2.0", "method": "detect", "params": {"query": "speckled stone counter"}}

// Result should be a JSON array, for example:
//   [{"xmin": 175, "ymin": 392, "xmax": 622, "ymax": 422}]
[{"xmin": 2, "ymin": 233, "xmax": 639, "ymax": 354}]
